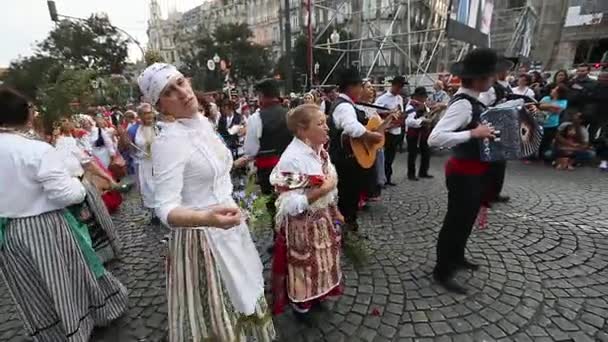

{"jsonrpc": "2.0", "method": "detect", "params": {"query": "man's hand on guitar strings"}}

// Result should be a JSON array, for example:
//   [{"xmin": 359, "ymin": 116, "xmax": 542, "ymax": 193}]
[{"xmin": 364, "ymin": 131, "xmax": 384, "ymax": 144}]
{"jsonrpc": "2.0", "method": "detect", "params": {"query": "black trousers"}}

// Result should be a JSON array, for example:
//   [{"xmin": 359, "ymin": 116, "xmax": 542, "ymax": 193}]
[
  {"xmin": 335, "ymin": 157, "xmax": 366, "ymax": 224},
  {"xmin": 435, "ymin": 173, "xmax": 484, "ymax": 279},
  {"xmin": 384, "ymin": 133, "xmax": 401, "ymax": 183},
  {"xmin": 406, "ymin": 134, "xmax": 430, "ymax": 177},
  {"xmin": 538, "ymin": 127, "xmax": 557, "ymax": 161},
  {"xmin": 486, "ymin": 161, "xmax": 506, "ymax": 201}
]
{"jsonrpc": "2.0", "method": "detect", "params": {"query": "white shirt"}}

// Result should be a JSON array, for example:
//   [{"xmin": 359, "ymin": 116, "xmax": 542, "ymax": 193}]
[
  {"xmin": 479, "ymin": 79, "xmax": 511, "ymax": 106},
  {"xmin": 333, "ymin": 94, "xmax": 366, "ymax": 138},
  {"xmin": 319, "ymin": 100, "xmax": 326, "ymax": 113},
  {"xmin": 243, "ymin": 111, "xmax": 262, "ymax": 157},
  {"xmin": 55, "ymin": 135, "xmax": 92, "ymax": 178},
  {"xmin": 375, "ymin": 91, "xmax": 404, "ymax": 135},
  {"xmin": 0, "ymin": 133, "xmax": 86, "ymax": 218},
  {"xmin": 428, "ymin": 88, "xmax": 481, "ymax": 149},
  {"xmin": 151, "ymin": 113, "xmax": 264, "ymax": 315},
  {"xmin": 88, "ymin": 126, "xmax": 116, "ymax": 156},
  {"xmin": 511, "ymin": 86, "xmax": 535, "ymax": 99},
  {"xmin": 405, "ymin": 101, "xmax": 426, "ymax": 129},
  {"xmin": 270, "ymin": 138, "xmax": 338, "ymax": 217}
]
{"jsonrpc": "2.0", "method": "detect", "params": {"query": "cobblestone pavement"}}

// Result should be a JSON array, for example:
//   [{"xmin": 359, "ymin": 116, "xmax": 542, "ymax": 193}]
[{"xmin": 2, "ymin": 154, "xmax": 608, "ymax": 342}]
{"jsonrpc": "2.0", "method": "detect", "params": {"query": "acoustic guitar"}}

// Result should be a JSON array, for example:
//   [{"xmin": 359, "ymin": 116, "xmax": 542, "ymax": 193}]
[{"xmin": 350, "ymin": 103, "xmax": 400, "ymax": 168}]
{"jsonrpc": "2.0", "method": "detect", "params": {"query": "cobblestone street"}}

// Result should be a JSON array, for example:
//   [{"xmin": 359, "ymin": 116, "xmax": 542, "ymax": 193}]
[{"xmin": 1, "ymin": 154, "xmax": 608, "ymax": 342}]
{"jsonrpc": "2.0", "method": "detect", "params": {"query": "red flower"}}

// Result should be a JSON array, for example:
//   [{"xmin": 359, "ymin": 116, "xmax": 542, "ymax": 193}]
[
  {"xmin": 370, "ymin": 308, "xmax": 381, "ymax": 316},
  {"xmin": 308, "ymin": 175, "xmax": 325, "ymax": 186}
]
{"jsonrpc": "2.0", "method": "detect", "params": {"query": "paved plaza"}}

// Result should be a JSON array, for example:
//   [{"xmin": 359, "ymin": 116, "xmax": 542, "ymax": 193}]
[{"xmin": 1, "ymin": 154, "xmax": 608, "ymax": 342}]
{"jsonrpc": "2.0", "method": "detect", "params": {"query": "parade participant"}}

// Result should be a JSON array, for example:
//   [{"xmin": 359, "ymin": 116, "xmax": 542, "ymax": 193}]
[
  {"xmin": 55, "ymin": 117, "xmax": 123, "ymax": 263},
  {"xmin": 428, "ymin": 48, "xmax": 500, "ymax": 294},
  {"xmin": 83, "ymin": 115, "xmax": 118, "ymax": 169},
  {"xmin": 479, "ymin": 57, "xmax": 515, "ymax": 203},
  {"xmin": 302, "ymin": 92, "xmax": 315, "ymax": 104},
  {"xmin": 138, "ymin": 63, "xmax": 275, "ymax": 341},
  {"xmin": 0, "ymin": 87, "xmax": 127, "ymax": 341},
  {"xmin": 404, "ymin": 87, "xmax": 435, "ymax": 180},
  {"xmin": 358, "ymin": 80, "xmax": 386, "ymax": 200},
  {"xmin": 217, "ymin": 99, "xmax": 244, "ymax": 159},
  {"xmin": 269, "ymin": 104, "xmax": 343, "ymax": 315},
  {"xmin": 240, "ymin": 79, "xmax": 292, "ymax": 226},
  {"xmin": 375, "ymin": 76, "xmax": 406, "ymax": 185},
  {"xmin": 127, "ymin": 103, "xmax": 160, "ymax": 222},
  {"xmin": 328, "ymin": 68, "xmax": 383, "ymax": 232}
]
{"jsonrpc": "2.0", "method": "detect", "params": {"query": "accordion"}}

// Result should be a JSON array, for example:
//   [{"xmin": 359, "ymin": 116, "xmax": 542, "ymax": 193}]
[{"xmin": 479, "ymin": 103, "xmax": 543, "ymax": 162}]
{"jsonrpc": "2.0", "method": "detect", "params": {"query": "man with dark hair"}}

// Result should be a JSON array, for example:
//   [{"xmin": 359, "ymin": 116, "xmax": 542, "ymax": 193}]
[
  {"xmin": 428, "ymin": 48, "xmax": 503, "ymax": 294},
  {"xmin": 568, "ymin": 63, "xmax": 597, "ymax": 122},
  {"xmin": 328, "ymin": 68, "xmax": 383, "ymax": 232},
  {"xmin": 405, "ymin": 87, "xmax": 433, "ymax": 180},
  {"xmin": 375, "ymin": 76, "xmax": 407, "ymax": 185},
  {"xmin": 239, "ymin": 79, "xmax": 292, "ymax": 231},
  {"xmin": 217, "ymin": 99, "xmax": 243, "ymax": 159}
]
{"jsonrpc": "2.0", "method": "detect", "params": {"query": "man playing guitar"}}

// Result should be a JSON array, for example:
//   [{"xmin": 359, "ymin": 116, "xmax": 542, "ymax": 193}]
[{"xmin": 327, "ymin": 68, "xmax": 385, "ymax": 232}]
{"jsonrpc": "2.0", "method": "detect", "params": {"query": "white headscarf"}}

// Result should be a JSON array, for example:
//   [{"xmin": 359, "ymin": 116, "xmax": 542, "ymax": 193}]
[{"xmin": 137, "ymin": 63, "xmax": 183, "ymax": 106}]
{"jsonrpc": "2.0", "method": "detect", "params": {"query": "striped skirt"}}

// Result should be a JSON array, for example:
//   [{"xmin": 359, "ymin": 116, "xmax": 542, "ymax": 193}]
[
  {"xmin": 0, "ymin": 210, "xmax": 128, "ymax": 342},
  {"xmin": 80, "ymin": 178, "xmax": 122, "ymax": 263},
  {"xmin": 167, "ymin": 229, "xmax": 276, "ymax": 342}
]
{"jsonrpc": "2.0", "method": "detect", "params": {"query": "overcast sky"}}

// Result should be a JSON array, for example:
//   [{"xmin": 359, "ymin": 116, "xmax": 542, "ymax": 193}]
[{"xmin": 0, "ymin": 0, "xmax": 204, "ymax": 67}]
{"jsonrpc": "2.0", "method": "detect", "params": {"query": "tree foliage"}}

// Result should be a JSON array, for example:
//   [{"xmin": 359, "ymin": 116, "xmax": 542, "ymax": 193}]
[
  {"xmin": 181, "ymin": 23, "xmax": 271, "ymax": 91},
  {"xmin": 1, "ymin": 55, "xmax": 61, "ymax": 100},
  {"xmin": 39, "ymin": 14, "xmax": 129, "ymax": 74},
  {"xmin": 144, "ymin": 49, "xmax": 165, "ymax": 66}
]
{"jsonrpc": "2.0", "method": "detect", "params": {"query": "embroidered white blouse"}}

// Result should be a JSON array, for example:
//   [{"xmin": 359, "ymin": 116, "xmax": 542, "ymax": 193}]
[
  {"xmin": 270, "ymin": 138, "xmax": 338, "ymax": 219},
  {"xmin": 151, "ymin": 113, "xmax": 264, "ymax": 315},
  {"xmin": 0, "ymin": 133, "xmax": 86, "ymax": 218}
]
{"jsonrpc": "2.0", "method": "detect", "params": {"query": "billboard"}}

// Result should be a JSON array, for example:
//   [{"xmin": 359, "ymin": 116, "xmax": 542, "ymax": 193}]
[{"xmin": 446, "ymin": 0, "xmax": 494, "ymax": 47}]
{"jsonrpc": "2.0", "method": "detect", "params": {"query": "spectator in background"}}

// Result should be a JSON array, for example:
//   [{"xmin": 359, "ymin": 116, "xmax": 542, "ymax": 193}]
[
  {"xmin": 217, "ymin": 99, "xmax": 243, "ymax": 159},
  {"xmin": 567, "ymin": 64, "xmax": 596, "ymax": 122},
  {"xmin": 540, "ymin": 69, "xmax": 569, "ymax": 99},
  {"xmin": 512, "ymin": 73, "xmax": 536, "ymax": 99},
  {"xmin": 530, "ymin": 71, "xmax": 545, "ymax": 100},
  {"xmin": 553, "ymin": 112, "xmax": 595, "ymax": 165},
  {"xmin": 538, "ymin": 84, "xmax": 569, "ymax": 160},
  {"xmin": 430, "ymin": 80, "xmax": 450, "ymax": 105},
  {"xmin": 588, "ymin": 71, "xmax": 608, "ymax": 143}
]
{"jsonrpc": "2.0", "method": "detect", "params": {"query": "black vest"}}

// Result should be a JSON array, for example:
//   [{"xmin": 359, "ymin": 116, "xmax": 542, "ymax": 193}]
[
  {"xmin": 258, "ymin": 104, "xmax": 292, "ymax": 157},
  {"xmin": 449, "ymin": 93, "xmax": 487, "ymax": 160},
  {"xmin": 327, "ymin": 97, "xmax": 369, "ymax": 162},
  {"xmin": 492, "ymin": 81, "xmax": 512, "ymax": 106}
]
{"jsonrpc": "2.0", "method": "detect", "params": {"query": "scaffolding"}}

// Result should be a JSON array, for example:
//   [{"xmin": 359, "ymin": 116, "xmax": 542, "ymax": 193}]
[
  {"xmin": 308, "ymin": 0, "xmax": 537, "ymax": 87},
  {"xmin": 309, "ymin": 0, "xmax": 457, "ymax": 87}
]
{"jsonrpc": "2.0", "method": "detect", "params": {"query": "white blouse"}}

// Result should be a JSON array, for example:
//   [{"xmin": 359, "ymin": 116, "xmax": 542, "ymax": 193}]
[
  {"xmin": 0, "ymin": 133, "xmax": 86, "ymax": 218},
  {"xmin": 151, "ymin": 113, "xmax": 264, "ymax": 315},
  {"xmin": 88, "ymin": 126, "xmax": 116, "ymax": 156},
  {"xmin": 270, "ymin": 138, "xmax": 338, "ymax": 218},
  {"xmin": 55, "ymin": 135, "xmax": 92, "ymax": 178}
]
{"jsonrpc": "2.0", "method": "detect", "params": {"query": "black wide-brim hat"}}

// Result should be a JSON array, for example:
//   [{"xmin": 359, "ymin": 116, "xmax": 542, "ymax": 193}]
[
  {"xmin": 450, "ymin": 48, "xmax": 502, "ymax": 78},
  {"xmin": 337, "ymin": 68, "xmax": 363, "ymax": 90},
  {"xmin": 413, "ymin": 86, "xmax": 428, "ymax": 97}
]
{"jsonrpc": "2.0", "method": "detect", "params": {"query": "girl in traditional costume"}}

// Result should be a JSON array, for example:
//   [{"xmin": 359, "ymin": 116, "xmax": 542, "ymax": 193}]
[
  {"xmin": 138, "ymin": 63, "xmax": 275, "ymax": 342},
  {"xmin": 270, "ymin": 104, "xmax": 344, "ymax": 315},
  {"xmin": 0, "ymin": 87, "xmax": 127, "ymax": 341}
]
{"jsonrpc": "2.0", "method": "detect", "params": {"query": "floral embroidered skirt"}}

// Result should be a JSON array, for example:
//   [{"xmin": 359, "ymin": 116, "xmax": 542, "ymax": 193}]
[
  {"xmin": 167, "ymin": 229, "xmax": 275, "ymax": 342},
  {"xmin": 272, "ymin": 207, "xmax": 343, "ymax": 314}
]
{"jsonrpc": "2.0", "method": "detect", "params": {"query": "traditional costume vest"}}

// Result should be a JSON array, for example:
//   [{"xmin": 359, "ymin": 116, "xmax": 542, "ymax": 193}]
[
  {"xmin": 450, "ymin": 93, "xmax": 487, "ymax": 160},
  {"xmin": 327, "ymin": 96, "xmax": 369, "ymax": 163},
  {"xmin": 405, "ymin": 100, "xmax": 430, "ymax": 139},
  {"xmin": 491, "ymin": 81, "xmax": 512, "ymax": 106},
  {"xmin": 256, "ymin": 104, "xmax": 292, "ymax": 169}
]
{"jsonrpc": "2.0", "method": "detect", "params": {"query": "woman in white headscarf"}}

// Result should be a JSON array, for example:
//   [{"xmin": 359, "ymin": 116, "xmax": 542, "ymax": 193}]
[{"xmin": 138, "ymin": 63, "xmax": 275, "ymax": 342}]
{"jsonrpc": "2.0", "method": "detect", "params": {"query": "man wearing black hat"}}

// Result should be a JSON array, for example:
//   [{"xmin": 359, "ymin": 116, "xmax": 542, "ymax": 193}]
[
  {"xmin": 375, "ymin": 76, "xmax": 407, "ymax": 185},
  {"xmin": 241, "ymin": 79, "xmax": 292, "ymax": 228},
  {"xmin": 479, "ymin": 57, "xmax": 516, "ymax": 204},
  {"xmin": 328, "ymin": 68, "xmax": 384, "ymax": 231},
  {"xmin": 427, "ymin": 48, "xmax": 502, "ymax": 294},
  {"xmin": 404, "ymin": 86, "xmax": 434, "ymax": 180}
]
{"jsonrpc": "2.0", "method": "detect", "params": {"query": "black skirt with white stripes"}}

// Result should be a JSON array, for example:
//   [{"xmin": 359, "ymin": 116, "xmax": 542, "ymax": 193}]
[{"xmin": 0, "ymin": 210, "xmax": 128, "ymax": 342}]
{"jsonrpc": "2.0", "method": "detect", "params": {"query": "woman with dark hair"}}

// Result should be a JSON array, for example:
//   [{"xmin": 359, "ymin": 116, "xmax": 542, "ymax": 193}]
[
  {"xmin": 512, "ymin": 73, "xmax": 536, "ymax": 99},
  {"xmin": 540, "ymin": 69, "xmax": 570, "ymax": 98},
  {"xmin": 530, "ymin": 71, "xmax": 545, "ymax": 100},
  {"xmin": 538, "ymin": 84, "xmax": 569, "ymax": 160},
  {"xmin": 0, "ymin": 87, "xmax": 127, "ymax": 341}
]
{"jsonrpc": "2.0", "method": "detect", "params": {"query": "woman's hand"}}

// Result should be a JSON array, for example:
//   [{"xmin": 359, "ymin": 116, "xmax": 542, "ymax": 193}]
[
  {"xmin": 334, "ymin": 211, "xmax": 345, "ymax": 224},
  {"xmin": 200, "ymin": 206, "xmax": 242, "ymax": 229},
  {"xmin": 320, "ymin": 174, "xmax": 337, "ymax": 193},
  {"xmin": 233, "ymin": 156, "xmax": 251, "ymax": 169}
]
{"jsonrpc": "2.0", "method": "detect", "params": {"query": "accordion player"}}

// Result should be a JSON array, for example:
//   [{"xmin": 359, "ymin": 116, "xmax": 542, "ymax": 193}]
[{"xmin": 479, "ymin": 100, "xmax": 543, "ymax": 162}]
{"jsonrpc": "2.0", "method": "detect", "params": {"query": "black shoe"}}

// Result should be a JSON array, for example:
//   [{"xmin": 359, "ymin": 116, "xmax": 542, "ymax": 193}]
[
  {"xmin": 407, "ymin": 176, "xmax": 419, "ymax": 181},
  {"xmin": 419, "ymin": 174, "xmax": 434, "ymax": 179},
  {"xmin": 385, "ymin": 182, "xmax": 397, "ymax": 186},
  {"xmin": 456, "ymin": 260, "xmax": 480, "ymax": 271},
  {"xmin": 492, "ymin": 195, "xmax": 510, "ymax": 203},
  {"xmin": 433, "ymin": 271, "xmax": 468, "ymax": 294}
]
